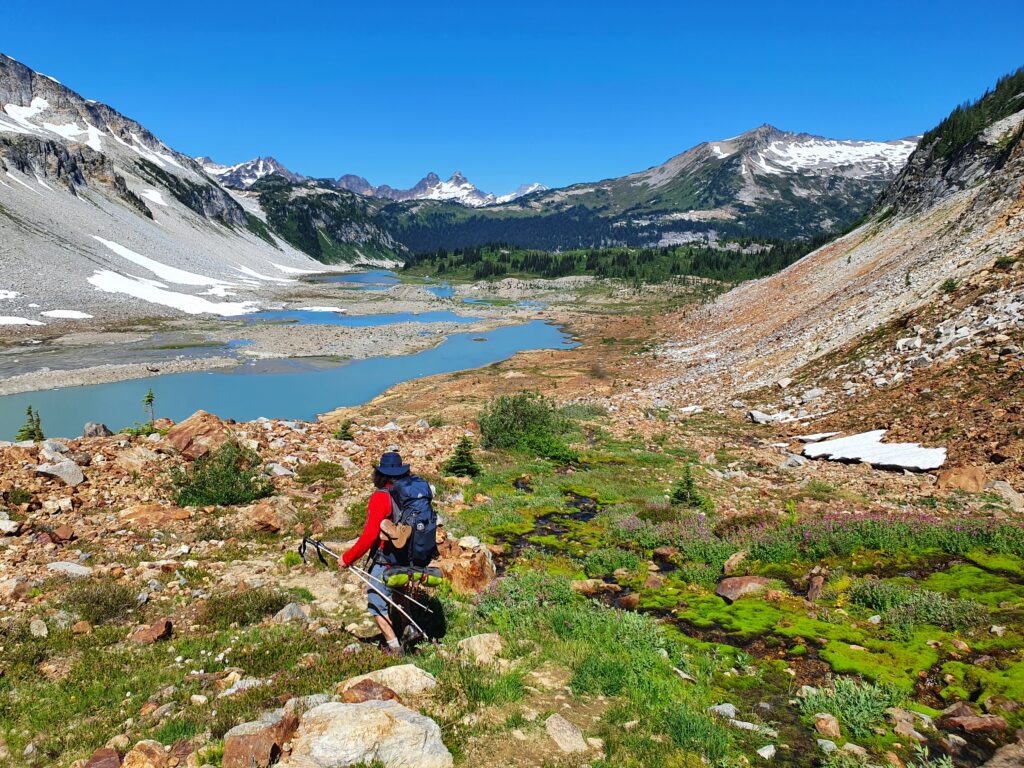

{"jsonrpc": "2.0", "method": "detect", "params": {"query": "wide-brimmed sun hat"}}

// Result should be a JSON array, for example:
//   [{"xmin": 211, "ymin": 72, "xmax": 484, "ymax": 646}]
[{"xmin": 375, "ymin": 451, "xmax": 410, "ymax": 477}]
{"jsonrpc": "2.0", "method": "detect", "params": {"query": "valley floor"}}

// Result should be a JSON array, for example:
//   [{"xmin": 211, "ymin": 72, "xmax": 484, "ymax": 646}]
[{"xmin": 1, "ymin": 272, "xmax": 1021, "ymax": 768}]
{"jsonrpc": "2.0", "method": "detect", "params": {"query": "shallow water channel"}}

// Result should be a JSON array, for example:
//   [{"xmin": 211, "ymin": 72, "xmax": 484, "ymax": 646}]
[{"xmin": 0, "ymin": 320, "xmax": 575, "ymax": 439}]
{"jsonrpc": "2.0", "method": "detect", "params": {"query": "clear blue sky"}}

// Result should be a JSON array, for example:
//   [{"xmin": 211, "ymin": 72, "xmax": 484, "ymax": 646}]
[{"xmin": 5, "ymin": 1, "xmax": 1023, "ymax": 193}]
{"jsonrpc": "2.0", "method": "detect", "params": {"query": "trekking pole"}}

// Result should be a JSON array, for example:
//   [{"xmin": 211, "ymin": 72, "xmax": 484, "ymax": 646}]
[
  {"xmin": 349, "ymin": 564, "xmax": 435, "ymax": 614},
  {"xmin": 300, "ymin": 538, "xmax": 430, "ymax": 638},
  {"xmin": 346, "ymin": 565, "xmax": 429, "ymax": 639}
]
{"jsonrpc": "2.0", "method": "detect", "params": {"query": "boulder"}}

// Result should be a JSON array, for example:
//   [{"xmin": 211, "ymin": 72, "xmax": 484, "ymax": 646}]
[
  {"xmin": 120, "ymin": 504, "xmax": 191, "ymax": 528},
  {"xmin": 340, "ymin": 679, "xmax": 403, "ymax": 705},
  {"xmin": 986, "ymin": 480, "xmax": 1024, "ymax": 512},
  {"xmin": 943, "ymin": 714, "xmax": 1007, "ymax": 733},
  {"xmin": 981, "ymin": 743, "xmax": 1024, "ymax": 768},
  {"xmin": 84, "ymin": 747, "xmax": 122, "ymax": 768},
  {"xmin": 807, "ymin": 575, "xmax": 826, "ymax": 602},
  {"xmin": 47, "ymin": 561, "xmax": 94, "ymax": 578},
  {"xmin": 815, "ymin": 713, "xmax": 841, "ymax": 740},
  {"xmin": 83, "ymin": 422, "xmax": 114, "ymax": 438},
  {"xmin": 938, "ymin": 466, "xmax": 988, "ymax": 493},
  {"xmin": 29, "ymin": 618, "xmax": 48, "ymax": 638},
  {"xmin": 616, "ymin": 593, "xmax": 640, "ymax": 610},
  {"xmin": 545, "ymin": 713, "xmax": 588, "ymax": 753},
  {"xmin": 436, "ymin": 542, "xmax": 496, "ymax": 595},
  {"xmin": 457, "ymin": 633, "xmax": 504, "ymax": 665},
  {"xmin": 121, "ymin": 740, "xmax": 168, "ymax": 768},
  {"xmin": 715, "ymin": 576, "xmax": 770, "ymax": 604},
  {"xmin": 165, "ymin": 410, "xmax": 233, "ymax": 460},
  {"xmin": 130, "ymin": 619, "xmax": 173, "ymax": 644},
  {"xmin": 36, "ymin": 460, "xmax": 85, "ymax": 487},
  {"xmin": 0, "ymin": 519, "xmax": 21, "ymax": 535},
  {"xmin": 222, "ymin": 710, "xmax": 299, "ymax": 768},
  {"xmin": 281, "ymin": 700, "xmax": 452, "ymax": 768},
  {"xmin": 273, "ymin": 603, "xmax": 309, "ymax": 625},
  {"xmin": 114, "ymin": 446, "xmax": 161, "ymax": 473},
  {"xmin": 241, "ymin": 496, "xmax": 298, "ymax": 533},
  {"xmin": 338, "ymin": 664, "xmax": 437, "ymax": 698}
]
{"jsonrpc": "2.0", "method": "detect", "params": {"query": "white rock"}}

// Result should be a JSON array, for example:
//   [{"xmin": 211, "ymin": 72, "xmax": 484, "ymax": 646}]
[
  {"xmin": 46, "ymin": 561, "xmax": 93, "ymax": 578},
  {"xmin": 35, "ymin": 460, "xmax": 85, "ymax": 487},
  {"xmin": 282, "ymin": 700, "xmax": 452, "ymax": 768},
  {"xmin": 274, "ymin": 602, "xmax": 310, "ymax": 624},
  {"xmin": 757, "ymin": 745, "xmax": 777, "ymax": 760},
  {"xmin": 457, "ymin": 633, "xmax": 504, "ymax": 665},
  {"xmin": 29, "ymin": 618, "xmax": 48, "ymax": 638},
  {"xmin": 545, "ymin": 713, "xmax": 588, "ymax": 753},
  {"xmin": 709, "ymin": 703, "xmax": 738, "ymax": 718}
]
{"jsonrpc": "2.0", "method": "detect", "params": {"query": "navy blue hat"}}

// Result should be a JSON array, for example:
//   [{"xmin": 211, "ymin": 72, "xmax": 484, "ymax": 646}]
[{"xmin": 375, "ymin": 451, "xmax": 410, "ymax": 477}]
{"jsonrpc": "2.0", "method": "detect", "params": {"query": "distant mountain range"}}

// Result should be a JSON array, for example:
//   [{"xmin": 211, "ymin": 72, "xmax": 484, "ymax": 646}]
[
  {"xmin": 381, "ymin": 125, "xmax": 919, "ymax": 252},
  {"xmin": 0, "ymin": 48, "xmax": 941, "ymax": 321},
  {"xmin": 197, "ymin": 157, "xmax": 548, "ymax": 208}
]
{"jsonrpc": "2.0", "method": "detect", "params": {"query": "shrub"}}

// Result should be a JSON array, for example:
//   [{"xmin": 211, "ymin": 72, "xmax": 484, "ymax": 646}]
[
  {"xmin": 478, "ymin": 392, "xmax": 576, "ymax": 461},
  {"xmin": 295, "ymin": 461, "xmax": 345, "ymax": 485},
  {"xmin": 940, "ymin": 277, "xmax": 959, "ymax": 294},
  {"xmin": 850, "ymin": 579, "xmax": 986, "ymax": 638},
  {"xmin": 201, "ymin": 587, "xmax": 291, "ymax": 628},
  {"xmin": 669, "ymin": 465, "xmax": 714, "ymax": 512},
  {"xmin": 64, "ymin": 580, "xmax": 139, "ymax": 625},
  {"xmin": 333, "ymin": 420, "xmax": 355, "ymax": 440},
  {"xmin": 283, "ymin": 551, "xmax": 303, "ymax": 568},
  {"xmin": 480, "ymin": 570, "xmax": 577, "ymax": 615},
  {"xmin": 168, "ymin": 441, "xmax": 274, "ymax": 507},
  {"xmin": 583, "ymin": 547, "xmax": 642, "ymax": 578},
  {"xmin": 441, "ymin": 436, "xmax": 482, "ymax": 477},
  {"xmin": 6, "ymin": 487, "xmax": 32, "ymax": 506},
  {"xmin": 799, "ymin": 677, "xmax": 904, "ymax": 738}
]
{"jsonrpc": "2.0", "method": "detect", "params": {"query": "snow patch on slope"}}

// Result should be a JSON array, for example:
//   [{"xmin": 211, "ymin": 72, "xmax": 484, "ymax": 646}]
[
  {"xmin": 92, "ymin": 236, "xmax": 230, "ymax": 287},
  {"xmin": 87, "ymin": 270, "xmax": 257, "ymax": 316}
]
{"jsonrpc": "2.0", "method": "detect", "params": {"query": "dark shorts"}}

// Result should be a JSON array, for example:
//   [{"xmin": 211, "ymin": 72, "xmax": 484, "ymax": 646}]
[{"xmin": 366, "ymin": 562, "xmax": 391, "ymax": 619}]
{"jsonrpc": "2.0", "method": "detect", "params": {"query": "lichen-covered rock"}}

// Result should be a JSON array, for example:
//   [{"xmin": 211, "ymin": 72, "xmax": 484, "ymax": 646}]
[
  {"xmin": 337, "ymin": 664, "xmax": 437, "ymax": 698},
  {"xmin": 281, "ymin": 701, "xmax": 452, "ymax": 768}
]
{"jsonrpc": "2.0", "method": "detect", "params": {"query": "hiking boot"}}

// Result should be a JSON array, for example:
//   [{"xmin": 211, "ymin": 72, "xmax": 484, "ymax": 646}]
[
  {"xmin": 401, "ymin": 624, "xmax": 424, "ymax": 646},
  {"xmin": 382, "ymin": 643, "xmax": 404, "ymax": 658}
]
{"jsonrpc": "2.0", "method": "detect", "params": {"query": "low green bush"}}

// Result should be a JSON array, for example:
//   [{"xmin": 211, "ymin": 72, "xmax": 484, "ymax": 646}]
[
  {"xmin": 583, "ymin": 547, "xmax": 641, "ymax": 578},
  {"xmin": 478, "ymin": 392, "xmax": 576, "ymax": 461},
  {"xmin": 64, "ymin": 580, "xmax": 139, "ymax": 625},
  {"xmin": 201, "ymin": 587, "xmax": 291, "ymax": 628},
  {"xmin": 168, "ymin": 441, "xmax": 274, "ymax": 507},
  {"xmin": 295, "ymin": 461, "xmax": 345, "ymax": 485},
  {"xmin": 333, "ymin": 420, "xmax": 355, "ymax": 440},
  {"xmin": 799, "ymin": 677, "xmax": 904, "ymax": 738},
  {"xmin": 850, "ymin": 579, "xmax": 986, "ymax": 638}
]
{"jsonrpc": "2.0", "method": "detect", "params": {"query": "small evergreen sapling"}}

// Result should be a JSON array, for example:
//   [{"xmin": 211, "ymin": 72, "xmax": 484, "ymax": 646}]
[
  {"xmin": 442, "ymin": 436, "xmax": 482, "ymax": 477},
  {"xmin": 15, "ymin": 406, "xmax": 44, "ymax": 442},
  {"xmin": 670, "ymin": 464, "xmax": 713, "ymax": 512},
  {"xmin": 142, "ymin": 388, "xmax": 156, "ymax": 425},
  {"xmin": 334, "ymin": 420, "xmax": 355, "ymax": 441}
]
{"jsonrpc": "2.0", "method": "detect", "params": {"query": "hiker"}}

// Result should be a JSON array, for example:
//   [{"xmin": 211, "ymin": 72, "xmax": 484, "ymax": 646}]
[{"xmin": 337, "ymin": 451, "xmax": 438, "ymax": 653}]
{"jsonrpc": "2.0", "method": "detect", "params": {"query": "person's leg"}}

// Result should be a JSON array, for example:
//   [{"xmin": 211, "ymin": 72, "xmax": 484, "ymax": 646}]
[{"xmin": 366, "ymin": 563, "xmax": 400, "ymax": 650}]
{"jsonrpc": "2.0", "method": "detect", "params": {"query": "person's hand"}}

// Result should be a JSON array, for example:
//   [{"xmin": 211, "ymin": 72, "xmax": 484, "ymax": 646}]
[{"xmin": 337, "ymin": 556, "xmax": 348, "ymax": 570}]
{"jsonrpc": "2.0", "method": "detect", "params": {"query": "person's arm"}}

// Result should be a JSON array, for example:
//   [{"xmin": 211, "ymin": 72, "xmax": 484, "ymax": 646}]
[{"xmin": 339, "ymin": 491, "xmax": 392, "ymax": 567}]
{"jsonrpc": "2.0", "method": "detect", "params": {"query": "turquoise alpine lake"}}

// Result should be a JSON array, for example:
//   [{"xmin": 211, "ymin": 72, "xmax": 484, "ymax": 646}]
[
  {"xmin": 0, "ymin": 320, "xmax": 576, "ymax": 439},
  {"xmin": 242, "ymin": 309, "xmax": 481, "ymax": 326}
]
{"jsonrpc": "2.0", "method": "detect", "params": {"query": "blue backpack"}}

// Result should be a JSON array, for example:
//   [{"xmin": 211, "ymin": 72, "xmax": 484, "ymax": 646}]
[{"xmin": 388, "ymin": 475, "xmax": 439, "ymax": 567}]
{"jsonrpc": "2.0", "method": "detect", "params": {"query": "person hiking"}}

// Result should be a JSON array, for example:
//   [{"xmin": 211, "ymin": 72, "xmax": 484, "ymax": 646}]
[{"xmin": 337, "ymin": 451, "xmax": 438, "ymax": 654}]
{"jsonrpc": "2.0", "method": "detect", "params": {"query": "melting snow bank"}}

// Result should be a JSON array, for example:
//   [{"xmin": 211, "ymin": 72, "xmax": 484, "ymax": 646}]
[
  {"xmin": 40, "ymin": 310, "xmax": 93, "ymax": 319},
  {"xmin": 87, "ymin": 270, "xmax": 258, "ymax": 316},
  {"xmin": 0, "ymin": 316, "xmax": 45, "ymax": 326},
  {"xmin": 298, "ymin": 306, "xmax": 347, "ymax": 313},
  {"xmin": 802, "ymin": 429, "xmax": 946, "ymax": 471}
]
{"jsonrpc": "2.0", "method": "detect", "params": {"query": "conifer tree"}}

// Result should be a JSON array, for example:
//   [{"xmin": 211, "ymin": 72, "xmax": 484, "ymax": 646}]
[
  {"xmin": 15, "ymin": 406, "xmax": 44, "ymax": 442},
  {"xmin": 442, "ymin": 436, "xmax": 482, "ymax": 477}
]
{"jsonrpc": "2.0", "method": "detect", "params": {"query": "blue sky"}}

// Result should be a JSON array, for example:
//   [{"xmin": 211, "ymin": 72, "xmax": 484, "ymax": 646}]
[{"xmin": 5, "ymin": 1, "xmax": 1023, "ymax": 193}]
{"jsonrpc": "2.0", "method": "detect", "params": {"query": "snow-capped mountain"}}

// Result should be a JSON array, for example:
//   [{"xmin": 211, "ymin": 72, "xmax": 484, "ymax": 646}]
[
  {"xmin": 495, "ymin": 182, "xmax": 549, "ymax": 204},
  {"xmin": 356, "ymin": 171, "xmax": 546, "ymax": 207},
  {"xmin": 198, "ymin": 156, "xmax": 307, "ymax": 189},
  {"xmin": 0, "ymin": 52, "xmax": 401, "ymax": 323}
]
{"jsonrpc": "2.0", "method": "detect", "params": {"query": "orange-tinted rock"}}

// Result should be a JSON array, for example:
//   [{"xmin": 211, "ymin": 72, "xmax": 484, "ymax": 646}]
[
  {"xmin": 165, "ymin": 410, "xmax": 233, "ymax": 460},
  {"xmin": 121, "ymin": 739, "xmax": 167, "ymax": 768},
  {"xmin": 807, "ymin": 574, "xmax": 826, "ymax": 602},
  {"xmin": 84, "ymin": 747, "xmax": 122, "ymax": 768},
  {"xmin": 943, "ymin": 714, "xmax": 1007, "ymax": 733},
  {"xmin": 241, "ymin": 497, "xmax": 297, "ymax": 533},
  {"xmin": 437, "ymin": 545, "xmax": 496, "ymax": 595},
  {"xmin": 616, "ymin": 593, "xmax": 640, "ymax": 610},
  {"xmin": 222, "ymin": 712, "xmax": 298, "ymax": 768},
  {"xmin": 714, "ymin": 576, "xmax": 770, "ymax": 603},
  {"xmin": 120, "ymin": 504, "xmax": 191, "ymax": 527},
  {"xmin": 130, "ymin": 619, "xmax": 173, "ymax": 644},
  {"xmin": 937, "ymin": 466, "xmax": 987, "ymax": 492},
  {"xmin": 340, "ymin": 678, "xmax": 403, "ymax": 705},
  {"xmin": 52, "ymin": 524, "xmax": 75, "ymax": 542}
]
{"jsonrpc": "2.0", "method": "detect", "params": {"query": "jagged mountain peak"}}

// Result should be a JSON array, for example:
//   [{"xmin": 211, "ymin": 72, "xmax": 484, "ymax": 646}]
[{"xmin": 198, "ymin": 155, "xmax": 306, "ymax": 189}]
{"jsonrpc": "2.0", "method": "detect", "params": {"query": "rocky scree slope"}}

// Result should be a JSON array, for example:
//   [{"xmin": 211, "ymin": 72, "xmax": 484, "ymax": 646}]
[
  {"xmin": 0, "ymin": 53, "xmax": 329, "ymax": 325},
  {"xmin": 652, "ymin": 78, "xmax": 1024, "ymax": 410},
  {"xmin": 382, "ymin": 125, "xmax": 917, "ymax": 252}
]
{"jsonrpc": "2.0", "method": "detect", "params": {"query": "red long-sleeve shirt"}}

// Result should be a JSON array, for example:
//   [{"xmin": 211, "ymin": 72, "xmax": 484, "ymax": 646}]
[{"xmin": 341, "ymin": 489, "xmax": 393, "ymax": 566}]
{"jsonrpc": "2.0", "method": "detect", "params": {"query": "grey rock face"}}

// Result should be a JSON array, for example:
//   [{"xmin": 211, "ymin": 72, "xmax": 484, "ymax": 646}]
[
  {"xmin": 35, "ymin": 460, "xmax": 85, "ymax": 487},
  {"xmin": 83, "ymin": 422, "xmax": 114, "ymax": 438}
]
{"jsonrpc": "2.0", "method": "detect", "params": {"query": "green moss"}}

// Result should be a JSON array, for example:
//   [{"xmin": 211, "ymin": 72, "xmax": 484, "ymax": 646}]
[
  {"xmin": 921, "ymin": 565, "xmax": 1024, "ymax": 607},
  {"xmin": 966, "ymin": 550, "xmax": 1024, "ymax": 577}
]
